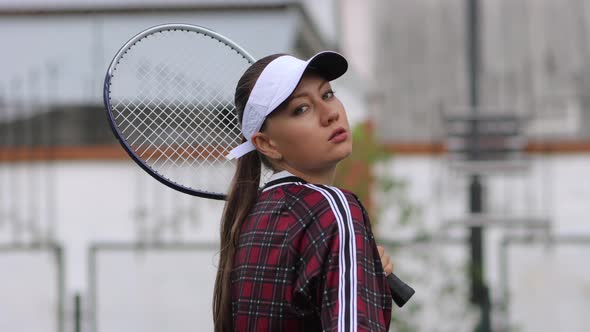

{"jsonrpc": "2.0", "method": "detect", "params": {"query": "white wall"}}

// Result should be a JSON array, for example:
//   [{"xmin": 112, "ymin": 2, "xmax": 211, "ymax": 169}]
[
  {"xmin": 2, "ymin": 154, "xmax": 589, "ymax": 331},
  {"xmin": 374, "ymin": 154, "xmax": 590, "ymax": 331},
  {"xmin": 0, "ymin": 159, "xmax": 226, "ymax": 332}
]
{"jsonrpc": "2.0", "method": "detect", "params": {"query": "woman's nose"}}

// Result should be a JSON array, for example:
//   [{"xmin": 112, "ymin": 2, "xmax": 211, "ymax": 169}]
[{"xmin": 320, "ymin": 103, "xmax": 339, "ymax": 126}]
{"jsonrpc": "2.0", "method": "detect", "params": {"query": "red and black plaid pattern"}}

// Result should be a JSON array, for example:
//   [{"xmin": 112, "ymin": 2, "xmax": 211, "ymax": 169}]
[{"xmin": 232, "ymin": 174, "xmax": 392, "ymax": 331}]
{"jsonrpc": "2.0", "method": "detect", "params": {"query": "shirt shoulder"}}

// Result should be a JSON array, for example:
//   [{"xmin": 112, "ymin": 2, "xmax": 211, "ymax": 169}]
[{"xmin": 266, "ymin": 183, "xmax": 365, "ymax": 232}]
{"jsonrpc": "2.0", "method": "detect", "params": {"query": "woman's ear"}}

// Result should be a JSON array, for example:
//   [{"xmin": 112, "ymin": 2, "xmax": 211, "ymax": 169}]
[{"xmin": 251, "ymin": 132, "xmax": 283, "ymax": 161}]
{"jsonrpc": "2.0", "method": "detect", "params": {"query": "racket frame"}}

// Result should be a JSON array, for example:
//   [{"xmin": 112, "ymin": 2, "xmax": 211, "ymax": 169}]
[{"xmin": 103, "ymin": 23, "xmax": 256, "ymax": 200}]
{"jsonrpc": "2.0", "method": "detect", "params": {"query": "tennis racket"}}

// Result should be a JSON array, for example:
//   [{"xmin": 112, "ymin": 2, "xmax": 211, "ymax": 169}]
[{"xmin": 103, "ymin": 23, "xmax": 414, "ymax": 307}]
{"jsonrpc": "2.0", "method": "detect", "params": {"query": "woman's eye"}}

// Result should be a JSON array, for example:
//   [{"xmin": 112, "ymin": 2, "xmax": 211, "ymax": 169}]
[
  {"xmin": 294, "ymin": 105, "xmax": 309, "ymax": 115},
  {"xmin": 323, "ymin": 90, "xmax": 335, "ymax": 100}
]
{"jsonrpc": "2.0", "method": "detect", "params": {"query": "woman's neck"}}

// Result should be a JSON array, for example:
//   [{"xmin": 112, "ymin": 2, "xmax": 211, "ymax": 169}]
[{"xmin": 277, "ymin": 164, "xmax": 336, "ymax": 185}]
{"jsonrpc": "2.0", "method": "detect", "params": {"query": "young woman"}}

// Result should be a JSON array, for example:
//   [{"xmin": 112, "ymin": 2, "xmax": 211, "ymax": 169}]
[{"xmin": 213, "ymin": 51, "xmax": 393, "ymax": 331}]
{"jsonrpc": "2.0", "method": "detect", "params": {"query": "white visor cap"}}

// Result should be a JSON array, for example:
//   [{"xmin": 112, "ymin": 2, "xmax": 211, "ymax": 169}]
[{"xmin": 226, "ymin": 51, "xmax": 348, "ymax": 160}]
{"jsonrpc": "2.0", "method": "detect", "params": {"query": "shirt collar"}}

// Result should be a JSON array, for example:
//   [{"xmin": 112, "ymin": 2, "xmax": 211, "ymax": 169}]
[{"xmin": 262, "ymin": 170, "xmax": 306, "ymax": 192}]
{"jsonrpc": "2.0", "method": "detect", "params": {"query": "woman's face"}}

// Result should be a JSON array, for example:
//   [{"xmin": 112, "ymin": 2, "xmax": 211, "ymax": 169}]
[{"xmin": 257, "ymin": 72, "xmax": 352, "ymax": 177}]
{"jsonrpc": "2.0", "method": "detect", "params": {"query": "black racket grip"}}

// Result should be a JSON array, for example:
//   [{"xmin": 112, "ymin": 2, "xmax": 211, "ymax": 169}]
[{"xmin": 387, "ymin": 273, "xmax": 415, "ymax": 307}]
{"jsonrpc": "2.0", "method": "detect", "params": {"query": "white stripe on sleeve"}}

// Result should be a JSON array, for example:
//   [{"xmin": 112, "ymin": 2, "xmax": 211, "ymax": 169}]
[{"xmin": 305, "ymin": 184, "xmax": 358, "ymax": 332}]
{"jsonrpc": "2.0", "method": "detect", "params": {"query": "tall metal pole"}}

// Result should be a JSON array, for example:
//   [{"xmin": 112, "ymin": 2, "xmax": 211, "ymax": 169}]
[
  {"xmin": 467, "ymin": 0, "xmax": 491, "ymax": 331},
  {"xmin": 45, "ymin": 61, "xmax": 58, "ymax": 243}
]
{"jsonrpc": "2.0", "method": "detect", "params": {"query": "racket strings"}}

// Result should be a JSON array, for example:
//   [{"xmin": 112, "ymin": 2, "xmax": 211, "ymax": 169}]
[
  {"xmin": 116, "ymin": 98, "xmax": 182, "ymax": 163},
  {"xmin": 121, "ymin": 38, "xmax": 232, "ymax": 147}
]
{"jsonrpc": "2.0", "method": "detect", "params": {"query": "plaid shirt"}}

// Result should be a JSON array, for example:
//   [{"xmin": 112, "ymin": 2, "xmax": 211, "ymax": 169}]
[{"xmin": 232, "ymin": 172, "xmax": 392, "ymax": 331}]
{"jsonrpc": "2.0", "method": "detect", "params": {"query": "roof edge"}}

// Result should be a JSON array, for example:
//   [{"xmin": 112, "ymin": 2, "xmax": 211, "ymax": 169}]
[{"xmin": 0, "ymin": 1, "xmax": 299, "ymax": 16}]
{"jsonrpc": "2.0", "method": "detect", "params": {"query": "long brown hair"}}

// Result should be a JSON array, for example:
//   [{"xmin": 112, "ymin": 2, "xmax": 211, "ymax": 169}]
[{"xmin": 213, "ymin": 53, "xmax": 285, "ymax": 332}]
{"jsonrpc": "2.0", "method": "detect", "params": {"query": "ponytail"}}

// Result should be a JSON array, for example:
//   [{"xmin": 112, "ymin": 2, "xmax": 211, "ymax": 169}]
[
  {"xmin": 212, "ymin": 53, "xmax": 286, "ymax": 331},
  {"xmin": 213, "ymin": 149, "xmax": 261, "ymax": 332}
]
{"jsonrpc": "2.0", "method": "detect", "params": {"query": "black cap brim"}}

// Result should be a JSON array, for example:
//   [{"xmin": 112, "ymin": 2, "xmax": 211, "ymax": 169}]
[{"xmin": 304, "ymin": 51, "xmax": 348, "ymax": 81}]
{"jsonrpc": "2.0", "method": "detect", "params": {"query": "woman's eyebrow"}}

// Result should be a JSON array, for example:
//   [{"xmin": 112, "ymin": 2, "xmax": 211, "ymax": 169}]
[
  {"xmin": 287, "ymin": 91, "xmax": 309, "ymax": 101},
  {"xmin": 285, "ymin": 80, "xmax": 330, "ymax": 103}
]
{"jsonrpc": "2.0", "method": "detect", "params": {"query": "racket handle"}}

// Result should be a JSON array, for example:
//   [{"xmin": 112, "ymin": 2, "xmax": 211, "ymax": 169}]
[{"xmin": 387, "ymin": 273, "xmax": 415, "ymax": 308}]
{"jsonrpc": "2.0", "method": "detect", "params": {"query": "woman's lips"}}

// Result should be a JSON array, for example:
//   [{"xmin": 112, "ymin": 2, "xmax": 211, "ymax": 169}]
[{"xmin": 329, "ymin": 128, "xmax": 348, "ymax": 143}]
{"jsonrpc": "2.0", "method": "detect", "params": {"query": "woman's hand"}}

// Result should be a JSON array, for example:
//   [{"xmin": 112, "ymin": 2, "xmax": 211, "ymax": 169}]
[{"xmin": 377, "ymin": 245, "xmax": 394, "ymax": 276}]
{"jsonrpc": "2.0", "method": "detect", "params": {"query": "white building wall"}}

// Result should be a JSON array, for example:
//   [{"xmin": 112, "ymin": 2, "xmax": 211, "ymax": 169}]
[
  {"xmin": 374, "ymin": 154, "xmax": 590, "ymax": 331},
  {"xmin": 1, "ymin": 154, "xmax": 589, "ymax": 331}
]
